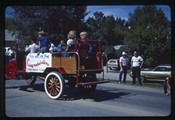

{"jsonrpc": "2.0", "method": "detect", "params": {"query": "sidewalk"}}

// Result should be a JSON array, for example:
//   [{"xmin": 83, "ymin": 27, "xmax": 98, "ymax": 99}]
[{"xmin": 97, "ymin": 67, "xmax": 132, "ymax": 81}]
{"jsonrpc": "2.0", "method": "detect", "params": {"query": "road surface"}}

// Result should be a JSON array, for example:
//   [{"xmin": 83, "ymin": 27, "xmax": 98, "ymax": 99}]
[{"xmin": 4, "ymin": 78, "xmax": 171, "ymax": 118}]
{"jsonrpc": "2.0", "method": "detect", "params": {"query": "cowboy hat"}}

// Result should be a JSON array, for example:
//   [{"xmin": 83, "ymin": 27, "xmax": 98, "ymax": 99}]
[
  {"xmin": 38, "ymin": 31, "xmax": 45, "ymax": 35},
  {"xmin": 122, "ymin": 51, "xmax": 127, "ymax": 55}
]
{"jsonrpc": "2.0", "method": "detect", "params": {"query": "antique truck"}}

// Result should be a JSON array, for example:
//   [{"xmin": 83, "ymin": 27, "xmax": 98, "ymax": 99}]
[{"xmin": 5, "ymin": 40, "xmax": 109, "ymax": 100}]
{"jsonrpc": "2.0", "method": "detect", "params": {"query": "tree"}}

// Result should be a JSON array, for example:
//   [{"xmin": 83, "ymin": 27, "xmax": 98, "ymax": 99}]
[
  {"xmin": 86, "ymin": 12, "xmax": 125, "ymax": 55},
  {"xmin": 124, "ymin": 5, "xmax": 171, "ymax": 67},
  {"xmin": 7, "ymin": 6, "xmax": 87, "ymax": 47}
]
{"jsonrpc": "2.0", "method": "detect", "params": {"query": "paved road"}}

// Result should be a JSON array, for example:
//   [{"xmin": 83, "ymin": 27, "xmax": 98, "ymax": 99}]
[
  {"xmin": 4, "ymin": 78, "xmax": 171, "ymax": 117},
  {"xmin": 97, "ymin": 68, "xmax": 132, "ymax": 81}
]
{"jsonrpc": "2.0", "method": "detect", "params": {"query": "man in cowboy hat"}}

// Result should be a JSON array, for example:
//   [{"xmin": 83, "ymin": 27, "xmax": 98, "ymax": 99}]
[
  {"xmin": 119, "ymin": 51, "xmax": 129, "ymax": 84},
  {"xmin": 37, "ymin": 31, "xmax": 49, "ymax": 53}
]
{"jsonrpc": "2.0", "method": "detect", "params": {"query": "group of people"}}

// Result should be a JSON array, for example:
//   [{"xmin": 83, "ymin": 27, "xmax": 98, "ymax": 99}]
[
  {"xmin": 25, "ymin": 30, "xmax": 92, "ymax": 58},
  {"xmin": 118, "ymin": 50, "xmax": 171, "ymax": 96},
  {"xmin": 65, "ymin": 30, "xmax": 92, "ymax": 58},
  {"xmin": 118, "ymin": 50, "xmax": 143, "ymax": 85},
  {"xmin": 25, "ymin": 30, "xmax": 92, "ymax": 87},
  {"xmin": 25, "ymin": 30, "xmax": 93, "ymax": 67},
  {"xmin": 25, "ymin": 31, "xmax": 48, "ymax": 54}
]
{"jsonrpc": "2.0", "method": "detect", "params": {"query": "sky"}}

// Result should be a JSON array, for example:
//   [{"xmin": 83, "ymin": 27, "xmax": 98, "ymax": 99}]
[
  {"xmin": 84, "ymin": 5, "xmax": 171, "ymax": 21},
  {"xmin": 5, "ymin": 5, "xmax": 171, "ymax": 21}
]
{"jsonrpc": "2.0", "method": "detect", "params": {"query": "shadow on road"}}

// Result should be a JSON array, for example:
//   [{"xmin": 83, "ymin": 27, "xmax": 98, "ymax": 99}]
[
  {"xmin": 18, "ymin": 83, "xmax": 44, "ymax": 92},
  {"xmin": 88, "ymin": 89, "xmax": 130, "ymax": 102},
  {"xmin": 18, "ymin": 83, "xmax": 131, "ymax": 102}
]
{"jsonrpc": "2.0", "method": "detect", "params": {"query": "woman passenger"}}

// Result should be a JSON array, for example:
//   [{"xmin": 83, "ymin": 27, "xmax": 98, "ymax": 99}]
[{"xmin": 65, "ymin": 30, "xmax": 77, "ymax": 56}]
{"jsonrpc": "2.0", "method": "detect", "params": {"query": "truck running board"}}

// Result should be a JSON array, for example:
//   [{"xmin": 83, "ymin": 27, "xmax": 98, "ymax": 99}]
[{"xmin": 77, "ymin": 80, "xmax": 110, "ymax": 86}]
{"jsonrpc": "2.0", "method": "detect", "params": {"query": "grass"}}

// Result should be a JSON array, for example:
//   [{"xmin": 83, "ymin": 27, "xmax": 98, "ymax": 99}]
[
  {"xmin": 99, "ymin": 78, "xmax": 164, "ymax": 89},
  {"xmin": 102, "ymin": 69, "xmax": 164, "ymax": 89}
]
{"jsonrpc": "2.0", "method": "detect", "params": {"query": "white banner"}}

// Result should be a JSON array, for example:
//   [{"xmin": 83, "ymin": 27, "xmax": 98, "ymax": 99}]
[{"xmin": 26, "ymin": 53, "xmax": 52, "ymax": 73}]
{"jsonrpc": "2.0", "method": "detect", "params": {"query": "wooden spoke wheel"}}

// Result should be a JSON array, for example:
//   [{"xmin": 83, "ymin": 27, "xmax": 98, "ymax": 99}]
[{"xmin": 44, "ymin": 72, "xmax": 65, "ymax": 100}]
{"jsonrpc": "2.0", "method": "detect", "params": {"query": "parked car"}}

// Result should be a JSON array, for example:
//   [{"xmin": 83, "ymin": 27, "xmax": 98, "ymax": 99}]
[
  {"xmin": 107, "ymin": 59, "xmax": 119, "ymax": 70},
  {"xmin": 129, "ymin": 64, "xmax": 171, "ymax": 82}
]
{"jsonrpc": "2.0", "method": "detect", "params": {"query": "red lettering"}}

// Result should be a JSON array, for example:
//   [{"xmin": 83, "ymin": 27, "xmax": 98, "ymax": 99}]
[{"xmin": 27, "ymin": 60, "xmax": 49, "ymax": 68}]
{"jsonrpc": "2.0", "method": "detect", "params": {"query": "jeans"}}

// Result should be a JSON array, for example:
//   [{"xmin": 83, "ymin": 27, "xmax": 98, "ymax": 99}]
[
  {"xmin": 40, "ymin": 47, "xmax": 48, "ymax": 53},
  {"xmin": 163, "ymin": 80, "xmax": 170, "ymax": 94},
  {"xmin": 119, "ymin": 66, "xmax": 128, "ymax": 83},
  {"xmin": 132, "ymin": 67, "xmax": 142, "ymax": 84}
]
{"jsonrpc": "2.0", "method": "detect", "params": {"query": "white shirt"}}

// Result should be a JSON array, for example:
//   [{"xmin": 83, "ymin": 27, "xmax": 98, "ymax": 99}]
[
  {"xmin": 67, "ymin": 39, "xmax": 74, "ymax": 46},
  {"xmin": 25, "ymin": 43, "xmax": 39, "ymax": 53},
  {"xmin": 8, "ymin": 49, "xmax": 14, "ymax": 56},
  {"xmin": 49, "ymin": 43, "xmax": 58, "ymax": 52},
  {"xmin": 131, "ymin": 56, "xmax": 143, "ymax": 67},
  {"xmin": 119, "ymin": 56, "xmax": 129, "ymax": 66}
]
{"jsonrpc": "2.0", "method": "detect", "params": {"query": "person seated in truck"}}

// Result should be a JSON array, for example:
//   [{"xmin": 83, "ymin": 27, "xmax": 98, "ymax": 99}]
[
  {"xmin": 37, "ymin": 31, "xmax": 49, "ymax": 53},
  {"xmin": 57, "ymin": 40, "xmax": 67, "ymax": 57},
  {"xmin": 49, "ymin": 39, "xmax": 59, "ymax": 53},
  {"xmin": 57, "ymin": 40, "xmax": 66, "ymax": 52},
  {"xmin": 65, "ymin": 30, "xmax": 77, "ymax": 57}
]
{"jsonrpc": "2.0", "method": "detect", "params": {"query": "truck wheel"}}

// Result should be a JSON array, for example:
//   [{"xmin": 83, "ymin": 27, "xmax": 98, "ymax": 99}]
[{"xmin": 44, "ymin": 71, "xmax": 65, "ymax": 100}]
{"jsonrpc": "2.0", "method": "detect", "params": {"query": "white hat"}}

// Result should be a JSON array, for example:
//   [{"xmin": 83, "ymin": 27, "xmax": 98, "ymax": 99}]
[
  {"xmin": 38, "ymin": 31, "xmax": 45, "ymax": 35},
  {"xmin": 122, "ymin": 51, "xmax": 127, "ymax": 55}
]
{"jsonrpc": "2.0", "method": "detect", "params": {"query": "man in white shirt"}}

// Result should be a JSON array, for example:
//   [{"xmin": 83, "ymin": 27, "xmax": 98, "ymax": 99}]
[
  {"xmin": 119, "ymin": 51, "xmax": 129, "ymax": 84},
  {"xmin": 131, "ymin": 51, "xmax": 144, "ymax": 85},
  {"xmin": 25, "ymin": 37, "xmax": 39, "ymax": 53},
  {"xmin": 25, "ymin": 37, "xmax": 39, "ymax": 87}
]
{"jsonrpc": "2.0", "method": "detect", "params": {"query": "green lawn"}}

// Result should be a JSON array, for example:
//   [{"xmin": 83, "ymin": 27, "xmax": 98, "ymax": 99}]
[{"xmin": 99, "ymin": 78, "xmax": 164, "ymax": 89}]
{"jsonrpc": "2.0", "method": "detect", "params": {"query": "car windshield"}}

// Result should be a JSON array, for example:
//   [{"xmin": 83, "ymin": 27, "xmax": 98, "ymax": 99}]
[
  {"xmin": 153, "ymin": 67, "xmax": 171, "ymax": 71},
  {"xmin": 109, "ymin": 61, "xmax": 116, "ymax": 63}
]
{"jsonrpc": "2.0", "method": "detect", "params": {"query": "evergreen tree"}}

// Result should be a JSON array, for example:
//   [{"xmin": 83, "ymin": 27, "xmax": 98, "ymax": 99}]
[{"xmin": 124, "ymin": 5, "xmax": 170, "ymax": 67}]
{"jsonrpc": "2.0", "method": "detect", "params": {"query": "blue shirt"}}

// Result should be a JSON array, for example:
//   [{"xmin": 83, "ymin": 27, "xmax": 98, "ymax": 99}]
[{"xmin": 38, "ymin": 35, "xmax": 48, "ymax": 48}]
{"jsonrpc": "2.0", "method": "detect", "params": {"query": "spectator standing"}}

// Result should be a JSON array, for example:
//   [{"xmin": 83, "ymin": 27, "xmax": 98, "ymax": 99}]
[
  {"xmin": 119, "ymin": 51, "xmax": 129, "ymax": 84},
  {"xmin": 131, "ymin": 51, "xmax": 144, "ymax": 85},
  {"xmin": 163, "ymin": 75, "xmax": 171, "ymax": 95},
  {"xmin": 8, "ymin": 47, "xmax": 15, "ymax": 59},
  {"xmin": 38, "ymin": 31, "xmax": 49, "ymax": 53},
  {"xmin": 25, "ymin": 37, "xmax": 39, "ymax": 53}
]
